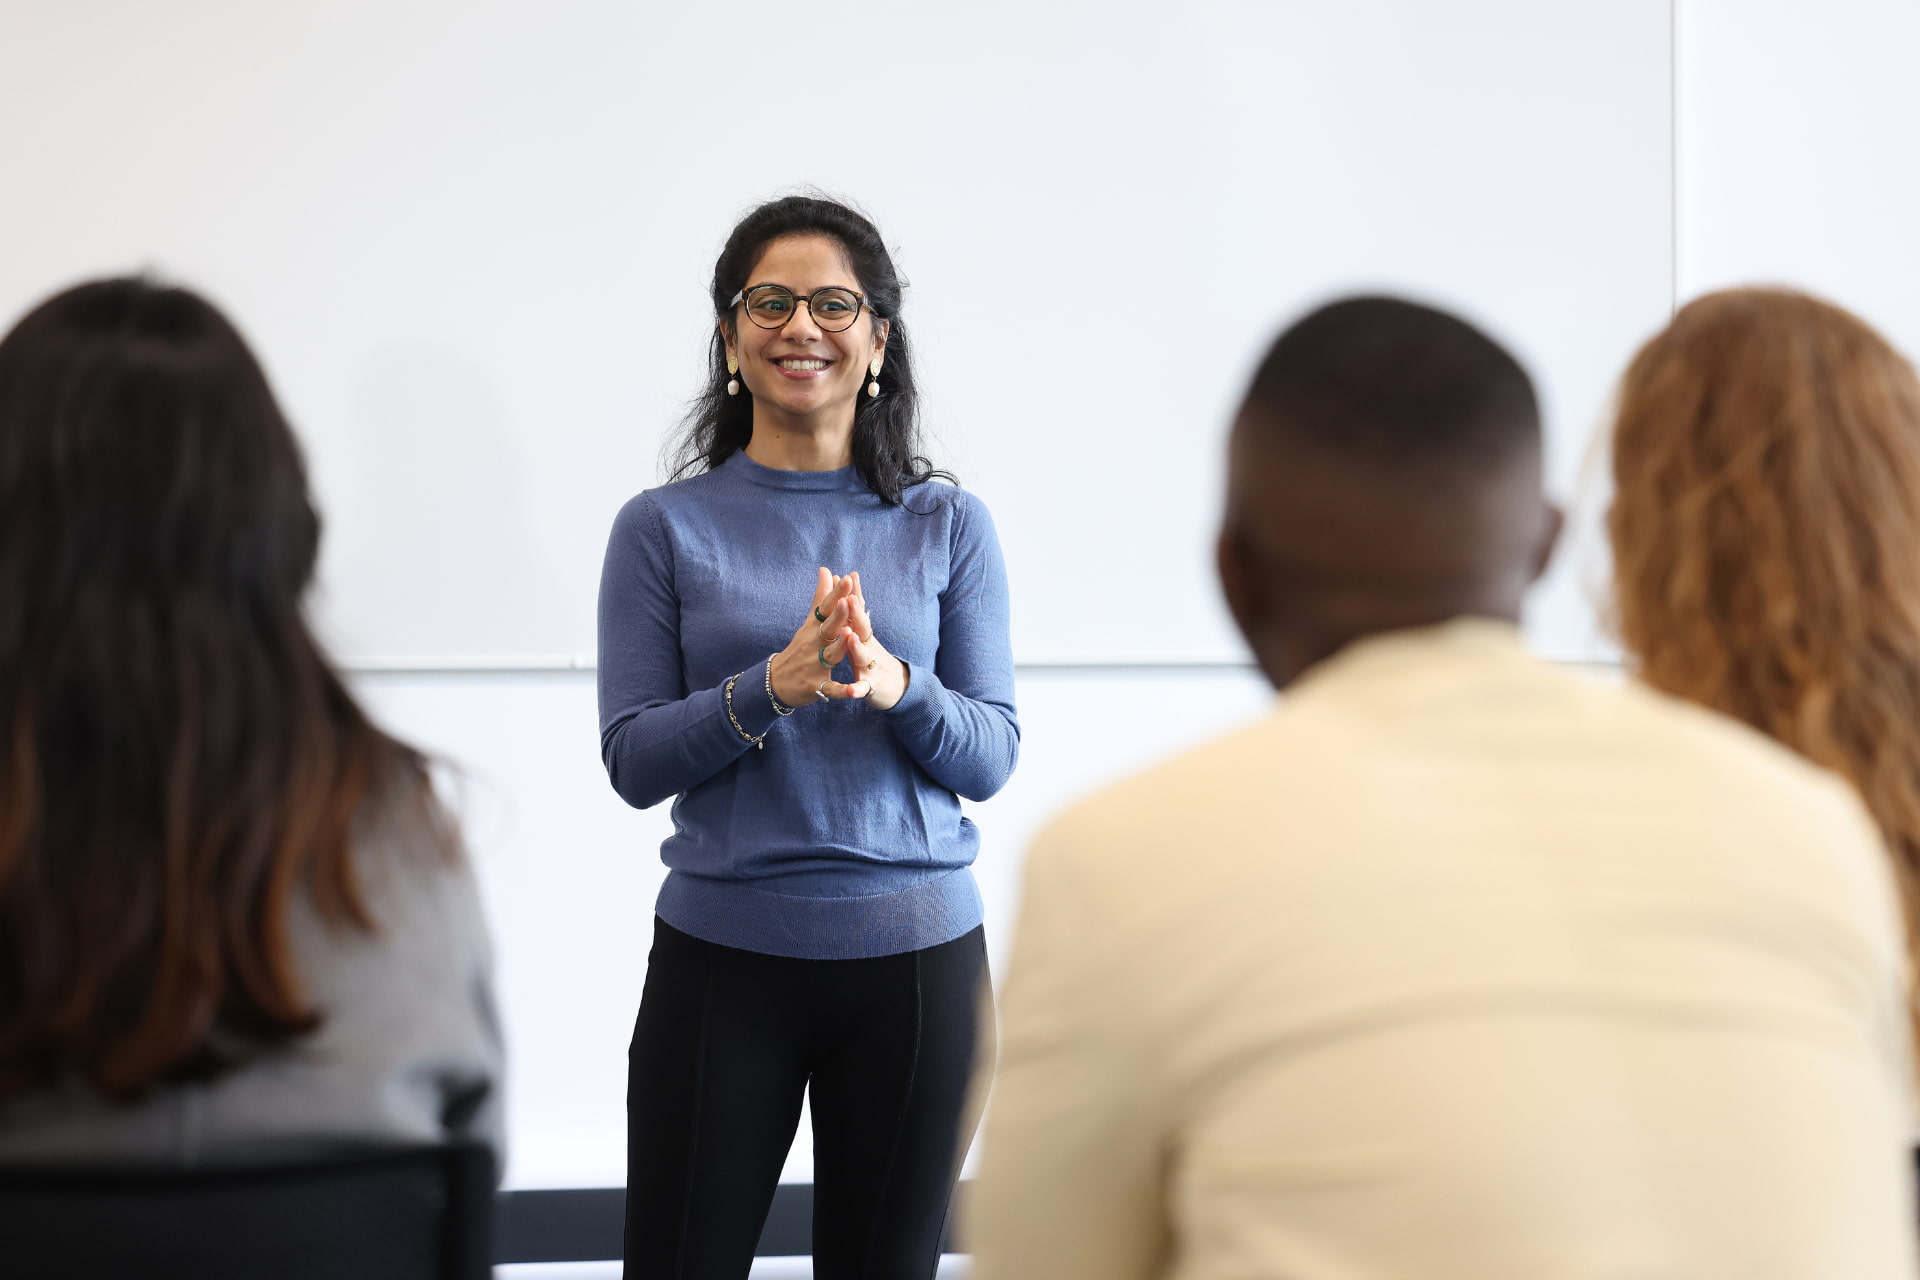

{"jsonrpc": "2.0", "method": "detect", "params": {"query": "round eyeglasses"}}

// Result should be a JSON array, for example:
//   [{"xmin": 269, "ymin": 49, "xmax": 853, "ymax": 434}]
[{"xmin": 730, "ymin": 284, "xmax": 873, "ymax": 333}]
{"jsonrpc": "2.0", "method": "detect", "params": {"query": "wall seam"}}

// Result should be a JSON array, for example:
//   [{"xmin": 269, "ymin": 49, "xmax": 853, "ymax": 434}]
[{"xmin": 1670, "ymin": 0, "xmax": 1681, "ymax": 315}]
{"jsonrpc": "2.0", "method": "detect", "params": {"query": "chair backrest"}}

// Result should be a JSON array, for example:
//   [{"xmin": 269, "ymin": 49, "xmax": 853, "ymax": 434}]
[{"xmin": 0, "ymin": 1142, "xmax": 494, "ymax": 1280}]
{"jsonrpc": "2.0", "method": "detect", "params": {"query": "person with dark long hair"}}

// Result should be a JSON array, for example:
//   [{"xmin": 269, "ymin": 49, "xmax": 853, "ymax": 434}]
[
  {"xmin": 598, "ymin": 194, "xmax": 1018, "ymax": 1276},
  {"xmin": 0, "ymin": 278, "xmax": 501, "ymax": 1166},
  {"xmin": 1609, "ymin": 286, "xmax": 1920, "ymax": 1055}
]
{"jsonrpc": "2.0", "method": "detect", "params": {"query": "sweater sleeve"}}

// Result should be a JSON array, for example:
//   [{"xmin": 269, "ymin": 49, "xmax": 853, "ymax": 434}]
[
  {"xmin": 879, "ymin": 490, "xmax": 1021, "ymax": 801},
  {"xmin": 597, "ymin": 493, "xmax": 779, "ymax": 810}
]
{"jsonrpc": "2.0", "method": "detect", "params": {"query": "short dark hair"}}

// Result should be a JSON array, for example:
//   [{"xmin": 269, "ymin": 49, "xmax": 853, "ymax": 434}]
[
  {"xmin": 667, "ymin": 193, "xmax": 951, "ymax": 506},
  {"xmin": 1242, "ymin": 296, "xmax": 1540, "ymax": 472}
]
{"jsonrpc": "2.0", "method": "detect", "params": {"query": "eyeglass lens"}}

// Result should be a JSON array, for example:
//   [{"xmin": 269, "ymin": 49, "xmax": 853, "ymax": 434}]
[{"xmin": 744, "ymin": 287, "xmax": 863, "ymax": 332}]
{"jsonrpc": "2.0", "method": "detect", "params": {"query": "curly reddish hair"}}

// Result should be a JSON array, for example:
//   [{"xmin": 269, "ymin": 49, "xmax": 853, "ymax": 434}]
[{"xmin": 1609, "ymin": 286, "xmax": 1920, "ymax": 993}]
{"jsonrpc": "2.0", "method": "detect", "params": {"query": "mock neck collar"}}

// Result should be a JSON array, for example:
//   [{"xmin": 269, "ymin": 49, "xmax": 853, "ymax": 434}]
[{"xmin": 723, "ymin": 448, "xmax": 866, "ymax": 492}]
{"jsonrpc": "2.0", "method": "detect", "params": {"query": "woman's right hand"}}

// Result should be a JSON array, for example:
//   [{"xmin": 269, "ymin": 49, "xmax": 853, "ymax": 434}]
[{"xmin": 769, "ymin": 568, "xmax": 873, "ymax": 705}]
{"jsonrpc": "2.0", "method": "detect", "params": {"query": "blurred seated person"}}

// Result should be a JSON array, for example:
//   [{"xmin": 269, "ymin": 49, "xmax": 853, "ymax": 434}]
[
  {"xmin": 1610, "ymin": 286, "xmax": 1920, "ymax": 1061},
  {"xmin": 967, "ymin": 297, "xmax": 1917, "ymax": 1279},
  {"xmin": 0, "ymin": 278, "xmax": 502, "ymax": 1168}
]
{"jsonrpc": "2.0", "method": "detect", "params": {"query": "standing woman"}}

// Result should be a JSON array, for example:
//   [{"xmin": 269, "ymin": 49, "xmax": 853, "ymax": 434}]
[
  {"xmin": 598, "ymin": 195, "xmax": 1019, "ymax": 1278},
  {"xmin": 1608, "ymin": 287, "xmax": 1920, "ymax": 1048}
]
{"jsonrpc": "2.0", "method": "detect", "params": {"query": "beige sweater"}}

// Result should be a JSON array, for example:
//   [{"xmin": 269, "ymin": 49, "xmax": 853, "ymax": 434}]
[
  {"xmin": 0, "ymin": 787, "xmax": 503, "ymax": 1171},
  {"xmin": 969, "ymin": 620, "xmax": 1917, "ymax": 1280}
]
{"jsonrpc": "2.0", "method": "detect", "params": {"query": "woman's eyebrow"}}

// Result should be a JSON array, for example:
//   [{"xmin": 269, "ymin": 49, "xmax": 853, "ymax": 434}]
[{"xmin": 745, "ymin": 281, "xmax": 859, "ymax": 292}]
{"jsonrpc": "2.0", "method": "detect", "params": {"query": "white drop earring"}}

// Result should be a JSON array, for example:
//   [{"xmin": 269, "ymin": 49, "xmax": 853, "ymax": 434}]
[
  {"xmin": 867, "ymin": 357, "xmax": 882, "ymax": 398},
  {"xmin": 726, "ymin": 354, "xmax": 740, "ymax": 397}
]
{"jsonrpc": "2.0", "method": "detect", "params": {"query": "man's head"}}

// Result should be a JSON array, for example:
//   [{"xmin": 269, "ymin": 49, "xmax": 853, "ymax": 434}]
[{"xmin": 1219, "ymin": 296, "xmax": 1561, "ymax": 688}]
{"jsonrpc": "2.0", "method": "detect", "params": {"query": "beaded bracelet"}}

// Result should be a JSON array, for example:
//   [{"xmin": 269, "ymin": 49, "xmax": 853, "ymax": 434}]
[
  {"xmin": 724, "ymin": 671, "xmax": 766, "ymax": 750},
  {"xmin": 764, "ymin": 654, "xmax": 797, "ymax": 716}
]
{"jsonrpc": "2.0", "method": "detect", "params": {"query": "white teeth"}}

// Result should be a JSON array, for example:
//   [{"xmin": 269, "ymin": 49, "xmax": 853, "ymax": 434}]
[{"xmin": 777, "ymin": 358, "xmax": 829, "ymax": 371}]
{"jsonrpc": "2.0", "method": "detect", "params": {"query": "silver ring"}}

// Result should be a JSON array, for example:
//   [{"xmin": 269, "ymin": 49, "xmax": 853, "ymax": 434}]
[{"xmin": 814, "ymin": 688, "xmax": 831, "ymax": 703}]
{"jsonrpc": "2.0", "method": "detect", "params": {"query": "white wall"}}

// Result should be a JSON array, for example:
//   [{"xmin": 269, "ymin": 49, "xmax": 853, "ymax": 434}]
[
  {"xmin": 1675, "ymin": 0, "xmax": 1920, "ymax": 351},
  {"xmin": 0, "ymin": 0, "xmax": 1670, "ymax": 666}
]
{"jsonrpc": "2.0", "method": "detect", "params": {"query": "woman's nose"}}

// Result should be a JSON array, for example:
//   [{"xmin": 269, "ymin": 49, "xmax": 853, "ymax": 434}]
[{"xmin": 783, "ymin": 301, "xmax": 825, "ymax": 340}]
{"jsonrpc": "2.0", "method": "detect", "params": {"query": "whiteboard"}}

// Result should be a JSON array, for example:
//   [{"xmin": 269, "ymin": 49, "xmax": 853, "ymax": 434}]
[{"xmin": 0, "ymin": 0, "xmax": 1672, "ymax": 666}]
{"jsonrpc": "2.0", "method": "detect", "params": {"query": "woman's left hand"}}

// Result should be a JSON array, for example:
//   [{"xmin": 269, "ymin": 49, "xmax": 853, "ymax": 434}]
[{"xmin": 840, "ymin": 571, "xmax": 911, "ymax": 711}]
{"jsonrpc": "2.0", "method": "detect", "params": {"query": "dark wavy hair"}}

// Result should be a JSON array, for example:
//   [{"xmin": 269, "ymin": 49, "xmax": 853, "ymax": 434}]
[
  {"xmin": 0, "ymin": 277, "xmax": 440, "ymax": 1102},
  {"xmin": 667, "ymin": 194, "xmax": 951, "ymax": 505}
]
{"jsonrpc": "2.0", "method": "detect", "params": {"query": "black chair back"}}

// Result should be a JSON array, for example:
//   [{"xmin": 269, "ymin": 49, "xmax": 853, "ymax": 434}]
[{"xmin": 0, "ymin": 1142, "xmax": 494, "ymax": 1280}]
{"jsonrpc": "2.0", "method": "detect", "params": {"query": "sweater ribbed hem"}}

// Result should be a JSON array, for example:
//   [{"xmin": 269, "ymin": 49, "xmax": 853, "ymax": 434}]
[{"xmin": 655, "ymin": 867, "xmax": 984, "ymax": 960}]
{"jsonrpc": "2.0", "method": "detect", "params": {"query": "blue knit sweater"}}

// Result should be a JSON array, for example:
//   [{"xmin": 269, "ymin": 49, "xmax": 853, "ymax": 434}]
[{"xmin": 597, "ymin": 449, "xmax": 1020, "ymax": 959}]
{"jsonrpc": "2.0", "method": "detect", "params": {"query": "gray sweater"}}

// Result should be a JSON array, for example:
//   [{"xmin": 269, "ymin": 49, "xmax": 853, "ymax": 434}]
[{"xmin": 0, "ymin": 788, "xmax": 503, "ymax": 1171}]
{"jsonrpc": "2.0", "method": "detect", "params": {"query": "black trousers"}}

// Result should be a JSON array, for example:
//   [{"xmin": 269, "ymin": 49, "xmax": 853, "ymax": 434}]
[{"xmin": 624, "ymin": 918, "xmax": 990, "ymax": 1279}]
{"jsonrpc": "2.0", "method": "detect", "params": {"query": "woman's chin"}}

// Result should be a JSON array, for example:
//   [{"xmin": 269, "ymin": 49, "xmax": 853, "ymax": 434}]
[{"xmin": 763, "ymin": 388, "xmax": 854, "ymax": 421}]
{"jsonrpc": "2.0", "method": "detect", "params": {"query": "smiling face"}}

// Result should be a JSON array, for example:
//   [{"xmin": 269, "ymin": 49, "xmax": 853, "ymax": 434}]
[{"xmin": 723, "ymin": 234, "xmax": 888, "ymax": 426}]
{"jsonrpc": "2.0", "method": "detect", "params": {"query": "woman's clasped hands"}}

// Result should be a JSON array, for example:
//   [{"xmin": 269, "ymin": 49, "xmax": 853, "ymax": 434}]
[{"xmin": 769, "ymin": 567, "xmax": 911, "ymax": 711}]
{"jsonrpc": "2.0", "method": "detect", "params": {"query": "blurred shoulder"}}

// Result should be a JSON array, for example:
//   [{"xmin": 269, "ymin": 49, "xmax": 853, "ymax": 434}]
[
  {"xmin": 1027, "ymin": 707, "xmax": 1299, "ymax": 889},
  {"xmin": 1611, "ymin": 677, "xmax": 1895, "ymax": 893},
  {"xmin": 1613, "ymin": 675, "xmax": 1874, "ymax": 813},
  {"xmin": 336, "ymin": 765, "xmax": 489, "ymax": 953}
]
